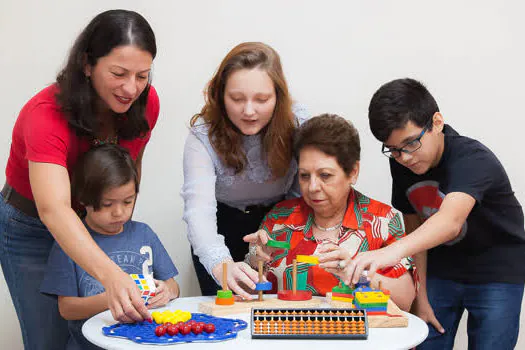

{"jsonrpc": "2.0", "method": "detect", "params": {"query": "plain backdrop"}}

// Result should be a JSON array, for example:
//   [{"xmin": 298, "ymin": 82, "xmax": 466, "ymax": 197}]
[{"xmin": 1, "ymin": 1, "xmax": 524, "ymax": 349}]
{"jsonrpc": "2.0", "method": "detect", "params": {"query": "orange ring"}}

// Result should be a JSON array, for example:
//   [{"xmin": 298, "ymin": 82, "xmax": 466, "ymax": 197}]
[{"xmin": 215, "ymin": 296, "xmax": 235, "ymax": 305}]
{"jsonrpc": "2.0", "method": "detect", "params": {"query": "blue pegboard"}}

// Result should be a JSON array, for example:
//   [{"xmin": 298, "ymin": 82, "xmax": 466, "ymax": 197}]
[{"xmin": 102, "ymin": 313, "xmax": 247, "ymax": 345}]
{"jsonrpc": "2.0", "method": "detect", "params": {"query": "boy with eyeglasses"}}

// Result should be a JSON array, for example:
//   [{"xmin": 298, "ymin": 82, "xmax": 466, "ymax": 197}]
[{"xmin": 346, "ymin": 78, "xmax": 525, "ymax": 349}]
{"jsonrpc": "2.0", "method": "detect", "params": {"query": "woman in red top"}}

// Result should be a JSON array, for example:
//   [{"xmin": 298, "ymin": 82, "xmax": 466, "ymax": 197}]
[{"xmin": 0, "ymin": 10, "xmax": 159, "ymax": 349}]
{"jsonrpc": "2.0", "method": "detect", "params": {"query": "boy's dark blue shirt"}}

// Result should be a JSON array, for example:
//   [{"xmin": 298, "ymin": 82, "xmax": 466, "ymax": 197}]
[
  {"xmin": 390, "ymin": 124, "xmax": 525, "ymax": 284},
  {"xmin": 40, "ymin": 220, "xmax": 178, "ymax": 350}
]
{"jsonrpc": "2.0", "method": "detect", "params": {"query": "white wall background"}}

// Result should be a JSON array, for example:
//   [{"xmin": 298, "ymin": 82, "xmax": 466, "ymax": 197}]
[{"xmin": 1, "ymin": 1, "xmax": 524, "ymax": 348}]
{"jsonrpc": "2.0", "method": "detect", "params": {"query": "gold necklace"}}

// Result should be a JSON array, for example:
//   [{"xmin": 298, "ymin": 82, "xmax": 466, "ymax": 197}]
[{"xmin": 313, "ymin": 220, "xmax": 342, "ymax": 231}]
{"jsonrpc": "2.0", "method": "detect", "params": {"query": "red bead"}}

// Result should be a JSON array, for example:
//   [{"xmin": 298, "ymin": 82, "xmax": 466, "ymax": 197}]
[
  {"xmin": 155, "ymin": 325, "xmax": 167, "ymax": 337},
  {"xmin": 192, "ymin": 324, "xmax": 203, "ymax": 335},
  {"xmin": 203, "ymin": 323, "xmax": 216, "ymax": 333},
  {"xmin": 180, "ymin": 325, "xmax": 192, "ymax": 335},
  {"xmin": 167, "ymin": 324, "xmax": 179, "ymax": 336}
]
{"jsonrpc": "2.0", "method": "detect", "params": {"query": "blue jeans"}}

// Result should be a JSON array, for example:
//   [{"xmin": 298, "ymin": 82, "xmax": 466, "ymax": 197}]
[
  {"xmin": 0, "ymin": 194, "xmax": 69, "ymax": 349},
  {"xmin": 419, "ymin": 277, "xmax": 524, "ymax": 350}
]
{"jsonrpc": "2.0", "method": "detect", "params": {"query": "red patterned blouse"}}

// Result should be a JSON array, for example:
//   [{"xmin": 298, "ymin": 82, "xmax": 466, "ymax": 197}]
[{"xmin": 259, "ymin": 189, "xmax": 418, "ymax": 296}]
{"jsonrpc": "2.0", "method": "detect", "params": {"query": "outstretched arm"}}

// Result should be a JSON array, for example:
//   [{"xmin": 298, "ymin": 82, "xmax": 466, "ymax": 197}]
[
  {"xmin": 181, "ymin": 134, "xmax": 259, "ymax": 299},
  {"xmin": 30, "ymin": 162, "xmax": 149, "ymax": 322},
  {"xmin": 344, "ymin": 192, "xmax": 475, "ymax": 284}
]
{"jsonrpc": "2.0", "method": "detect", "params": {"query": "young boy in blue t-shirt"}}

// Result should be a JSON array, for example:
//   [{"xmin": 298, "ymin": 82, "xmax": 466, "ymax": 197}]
[{"xmin": 41, "ymin": 145, "xmax": 179, "ymax": 349}]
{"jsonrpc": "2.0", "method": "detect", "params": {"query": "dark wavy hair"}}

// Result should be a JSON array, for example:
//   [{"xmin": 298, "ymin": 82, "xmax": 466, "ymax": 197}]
[
  {"xmin": 72, "ymin": 144, "xmax": 139, "ymax": 211},
  {"xmin": 368, "ymin": 78, "xmax": 439, "ymax": 142},
  {"xmin": 56, "ymin": 9, "xmax": 156, "ymax": 140},
  {"xmin": 294, "ymin": 114, "xmax": 360, "ymax": 175},
  {"xmin": 190, "ymin": 42, "xmax": 296, "ymax": 177}
]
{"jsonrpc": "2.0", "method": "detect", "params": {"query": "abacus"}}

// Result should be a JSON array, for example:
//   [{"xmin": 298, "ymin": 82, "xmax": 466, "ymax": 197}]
[{"xmin": 251, "ymin": 308, "xmax": 368, "ymax": 339}]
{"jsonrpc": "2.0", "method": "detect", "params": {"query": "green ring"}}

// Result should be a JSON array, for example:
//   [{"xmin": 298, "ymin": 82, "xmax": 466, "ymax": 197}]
[
  {"xmin": 216, "ymin": 290, "xmax": 233, "ymax": 299},
  {"xmin": 332, "ymin": 285, "xmax": 354, "ymax": 294},
  {"xmin": 266, "ymin": 240, "xmax": 290, "ymax": 249}
]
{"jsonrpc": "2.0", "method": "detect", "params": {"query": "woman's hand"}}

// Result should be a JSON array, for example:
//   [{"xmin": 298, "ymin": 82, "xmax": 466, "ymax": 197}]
[
  {"xmin": 317, "ymin": 241, "xmax": 351, "ymax": 278},
  {"xmin": 211, "ymin": 260, "xmax": 259, "ymax": 300},
  {"xmin": 243, "ymin": 229, "xmax": 274, "ymax": 263},
  {"xmin": 102, "ymin": 269, "xmax": 150, "ymax": 323},
  {"xmin": 146, "ymin": 279, "xmax": 179, "ymax": 309}
]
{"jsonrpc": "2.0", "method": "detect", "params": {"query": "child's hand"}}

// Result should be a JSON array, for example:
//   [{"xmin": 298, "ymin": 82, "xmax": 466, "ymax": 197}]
[
  {"xmin": 146, "ymin": 279, "xmax": 178, "ymax": 309},
  {"xmin": 342, "ymin": 245, "xmax": 404, "ymax": 285}
]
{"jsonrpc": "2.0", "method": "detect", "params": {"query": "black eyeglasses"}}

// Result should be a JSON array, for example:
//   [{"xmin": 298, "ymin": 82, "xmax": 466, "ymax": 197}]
[{"xmin": 382, "ymin": 120, "xmax": 432, "ymax": 159}]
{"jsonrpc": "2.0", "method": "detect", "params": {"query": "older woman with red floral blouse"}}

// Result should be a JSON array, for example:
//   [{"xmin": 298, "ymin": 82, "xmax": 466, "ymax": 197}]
[{"xmin": 244, "ymin": 114, "xmax": 417, "ymax": 311}]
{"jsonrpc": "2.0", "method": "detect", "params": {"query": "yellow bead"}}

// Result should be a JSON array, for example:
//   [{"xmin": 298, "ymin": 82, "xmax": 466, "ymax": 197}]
[{"xmin": 151, "ymin": 311, "xmax": 162, "ymax": 324}]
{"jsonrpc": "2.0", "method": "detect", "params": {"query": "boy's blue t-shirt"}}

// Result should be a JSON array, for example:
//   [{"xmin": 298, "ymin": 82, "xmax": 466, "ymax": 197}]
[{"xmin": 40, "ymin": 220, "xmax": 178, "ymax": 350}]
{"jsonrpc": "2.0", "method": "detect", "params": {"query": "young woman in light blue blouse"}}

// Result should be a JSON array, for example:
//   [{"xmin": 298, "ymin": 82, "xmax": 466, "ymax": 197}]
[{"xmin": 181, "ymin": 42, "xmax": 309, "ymax": 298}]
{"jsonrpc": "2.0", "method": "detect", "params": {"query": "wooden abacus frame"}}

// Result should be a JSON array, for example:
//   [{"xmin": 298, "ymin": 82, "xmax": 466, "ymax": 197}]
[{"xmin": 251, "ymin": 307, "xmax": 368, "ymax": 339}]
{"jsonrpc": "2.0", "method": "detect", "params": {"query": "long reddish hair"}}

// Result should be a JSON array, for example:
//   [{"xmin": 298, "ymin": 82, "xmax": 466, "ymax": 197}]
[{"xmin": 191, "ymin": 42, "xmax": 295, "ymax": 177}]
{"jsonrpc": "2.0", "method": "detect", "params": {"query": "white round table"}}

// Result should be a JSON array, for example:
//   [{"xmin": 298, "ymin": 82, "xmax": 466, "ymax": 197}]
[{"xmin": 83, "ymin": 296, "xmax": 428, "ymax": 350}]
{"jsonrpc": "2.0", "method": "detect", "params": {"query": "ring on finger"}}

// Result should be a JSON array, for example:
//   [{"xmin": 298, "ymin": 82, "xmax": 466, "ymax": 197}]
[
  {"xmin": 337, "ymin": 260, "xmax": 345, "ymax": 270},
  {"xmin": 249, "ymin": 245, "xmax": 257, "ymax": 257}
]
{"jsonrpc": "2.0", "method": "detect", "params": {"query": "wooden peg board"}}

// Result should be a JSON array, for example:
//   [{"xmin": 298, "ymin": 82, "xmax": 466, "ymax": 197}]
[
  {"xmin": 325, "ymin": 293, "xmax": 408, "ymax": 328},
  {"xmin": 199, "ymin": 296, "xmax": 322, "ymax": 317}
]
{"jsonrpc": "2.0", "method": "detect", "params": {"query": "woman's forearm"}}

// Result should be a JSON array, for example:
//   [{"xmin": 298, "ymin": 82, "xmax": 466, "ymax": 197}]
[
  {"xmin": 181, "ymin": 134, "xmax": 232, "ymax": 275},
  {"xmin": 30, "ymin": 162, "xmax": 120, "ymax": 284},
  {"xmin": 40, "ymin": 205, "xmax": 119, "ymax": 283}
]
